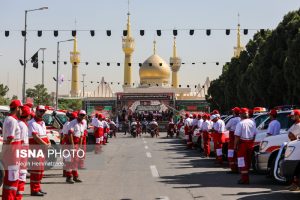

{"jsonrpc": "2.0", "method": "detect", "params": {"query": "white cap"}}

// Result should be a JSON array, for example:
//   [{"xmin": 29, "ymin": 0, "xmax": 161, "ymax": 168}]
[
  {"xmin": 36, "ymin": 105, "xmax": 46, "ymax": 111},
  {"xmin": 216, "ymin": 114, "xmax": 221, "ymax": 118},
  {"xmin": 189, "ymin": 114, "xmax": 193, "ymax": 118},
  {"xmin": 79, "ymin": 110, "xmax": 86, "ymax": 115},
  {"xmin": 210, "ymin": 115, "xmax": 217, "ymax": 120}
]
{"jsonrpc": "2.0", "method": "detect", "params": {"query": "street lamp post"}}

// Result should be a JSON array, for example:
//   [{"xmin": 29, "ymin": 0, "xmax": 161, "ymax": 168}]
[
  {"xmin": 56, "ymin": 39, "xmax": 74, "ymax": 110},
  {"xmin": 23, "ymin": 7, "xmax": 48, "ymax": 103},
  {"xmin": 39, "ymin": 48, "xmax": 46, "ymax": 86},
  {"xmin": 82, "ymin": 74, "xmax": 86, "ymax": 97}
]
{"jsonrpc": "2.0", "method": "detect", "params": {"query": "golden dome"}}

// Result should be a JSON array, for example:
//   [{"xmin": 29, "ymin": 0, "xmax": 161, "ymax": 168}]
[{"xmin": 139, "ymin": 54, "xmax": 171, "ymax": 86}]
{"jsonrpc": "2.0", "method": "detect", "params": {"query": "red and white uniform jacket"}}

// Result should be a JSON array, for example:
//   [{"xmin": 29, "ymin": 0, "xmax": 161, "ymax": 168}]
[
  {"xmin": 68, "ymin": 119, "xmax": 84, "ymax": 143},
  {"xmin": 18, "ymin": 120, "xmax": 29, "ymax": 146},
  {"xmin": 3, "ymin": 115, "xmax": 21, "ymax": 143},
  {"xmin": 201, "ymin": 120, "xmax": 212, "ymax": 132},
  {"xmin": 28, "ymin": 117, "xmax": 48, "ymax": 144},
  {"xmin": 184, "ymin": 118, "xmax": 193, "ymax": 135},
  {"xmin": 234, "ymin": 119, "xmax": 257, "ymax": 140},
  {"xmin": 225, "ymin": 117, "xmax": 241, "ymax": 132},
  {"xmin": 212, "ymin": 119, "xmax": 225, "ymax": 133}
]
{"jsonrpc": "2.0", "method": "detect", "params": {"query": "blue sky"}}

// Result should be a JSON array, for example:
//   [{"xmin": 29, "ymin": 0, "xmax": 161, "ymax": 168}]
[{"xmin": 0, "ymin": 0, "xmax": 299, "ymax": 98}]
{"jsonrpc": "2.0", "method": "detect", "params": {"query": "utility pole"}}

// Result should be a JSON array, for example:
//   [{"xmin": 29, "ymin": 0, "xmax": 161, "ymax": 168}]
[{"xmin": 82, "ymin": 74, "xmax": 86, "ymax": 97}]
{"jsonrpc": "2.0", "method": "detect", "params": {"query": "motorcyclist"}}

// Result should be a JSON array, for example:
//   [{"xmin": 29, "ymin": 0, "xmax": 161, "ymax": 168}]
[
  {"xmin": 130, "ymin": 118, "xmax": 138, "ymax": 137},
  {"xmin": 149, "ymin": 118, "xmax": 159, "ymax": 137},
  {"xmin": 167, "ymin": 117, "xmax": 176, "ymax": 138},
  {"xmin": 142, "ymin": 118, "xmax": 148, "ymax": 134}
]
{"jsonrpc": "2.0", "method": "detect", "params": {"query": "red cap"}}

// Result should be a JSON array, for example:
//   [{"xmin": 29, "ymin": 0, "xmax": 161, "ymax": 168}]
[
  {"xmin": 240, "ymin": 108, "xmax": 249, "ymax": 114},
  {"xmin": 98, "ymin": 114, "xmax": 103, "ymax": 119},
  {"xmin": 231, "ymin": 107, "xmax": 240, "ymax": 114},
  {"xmin": 10, "ymin": 100, "xmax": 23, "ymax": 108},
  {"xmin": 269, "ymin": 109, "xmax": 277, "ymax": 116},
  {"xmin": 70, "ymin": 112, "xmax": 78, "ymax": 119},
  {"xmin": 197, "ymin": 114, "xmax": 202, "ymax": 118},
  {"xmin": 36, "ymin": 105, "xmax": 46, "ymax": 111},
  {"xmin": 25, "ymin": 102, "xmax": 33, "ymax": 108},
  {"xmin": 289, "ymin": 109, "xmax": 300, "ymax": 117},
  {"xmin": 212, "ymin": 109, "xmax": 219, "ymax": 114},
  {"xmin": 185, "ymin": 113, "xmax": 189, "ymax": 118},
  {"xmin": 21, "ymin": 106, "xmax": 31, "ymax": 117},
  {"xmin": 193, "ymin": 114, "xmax": 197, "ymax": 118}
]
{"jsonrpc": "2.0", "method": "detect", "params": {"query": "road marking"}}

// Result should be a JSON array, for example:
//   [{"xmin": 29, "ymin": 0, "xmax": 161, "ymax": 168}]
[
  {"xmin": 150, "ymin": 165, "xmax": 159, "ymax": 177},
  {"xmin": 146, "ymin": 152, "xmax": 152, "ymax": 158},
  {"xmin": 145, "ymin": 145, "xmax": 149, "ymax": 149}
]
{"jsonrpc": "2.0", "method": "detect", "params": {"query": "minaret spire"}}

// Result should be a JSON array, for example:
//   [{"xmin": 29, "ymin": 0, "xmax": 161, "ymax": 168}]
[
  {"xmin": 153, "ymin": 40, "xmax": 157, "ymax": 54},
  {"xmin": 173, "ymin": 37, "xmax": 177, "ymax": 58},
  {"xmin": 122, "ymin": 0, "xmax": 135, "ymax": 88},
  {"xmin": 234, "ymin": 13, "xmax": 244, "ymax": 58},
  {"xmin": 70, "ymin": 20, "xmax": 80, "ymax": 97}
]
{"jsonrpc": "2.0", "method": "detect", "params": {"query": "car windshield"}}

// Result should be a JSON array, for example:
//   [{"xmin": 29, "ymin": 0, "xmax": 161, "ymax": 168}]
[
  {"xmin": 43, "ymin": 114, "xmax": 55, "ymax": 126},
  {"xmin": 254, "ymin": 114, "xmax": 269, "ymax": 127},
  {"xmin": 56, "ymin": 114, "xmax": 68, "ymax": 125}
]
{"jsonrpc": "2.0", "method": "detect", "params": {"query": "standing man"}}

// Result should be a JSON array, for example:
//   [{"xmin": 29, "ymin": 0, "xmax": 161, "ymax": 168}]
[
  {"xmin": 211, "ymin": 114, "xmax": 225, "ymax": 164},
  {"xmin": 267, "ymin": 109, "xmax": 281, "ymax": 136},
  {"xmin": 65, "ymin": 110, "xmax": 85, "ymax": 183},
  {"xmin": 286, "ymin": 109, "xmax": 300, "ymax": 191},
  {"xmin": 201, "ymin": 114, "xmax": 212, "ymax": 158},
  {"xmin": 2, "ymin": 100, "xmax": 22, "ymax": 200},
  {"xmin": 16, "ymin": 105, "xmax": 31, "ymax": 200},
  {"xmin": 94, "ymin": 114, "xmax": 104, "ymax": 153},
  {"xmin": 28, "ymin": 105, "xmax": 50, "ymax": 196},
  {"xmin": 184, "ymin": 113, "xmax": 193, "ymax": 149},
  {"xmin": 225, "ymin": 107, "xmax": 241, "ymax": 173},
  {"xmin": 234, "ymin": 108, "xmax": 257, "ymax": 184}
]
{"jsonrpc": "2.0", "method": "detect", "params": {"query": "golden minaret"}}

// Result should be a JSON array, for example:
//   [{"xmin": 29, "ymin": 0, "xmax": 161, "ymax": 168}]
[
  {"xmin": 234, "ymin": 23, "xmax": 245, "ymax": 58},
  {"xmin": 122, "ymin": 12, "xmax": 135, "ymax": 87},
  {"xmin": 170, "ymin": 37, "xmax": 181, "ymax": 88},
  {"xmin": 70, "ymin": 36, "xmax": 80, "ymax": 97}
]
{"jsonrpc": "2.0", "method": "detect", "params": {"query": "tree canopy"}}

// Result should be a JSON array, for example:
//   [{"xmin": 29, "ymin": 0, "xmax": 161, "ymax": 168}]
[
  {"xmin": 207, "ymin": 9, "xmax": 300, "ymax": 112},
  {"xmin": 26, "ymin": 84, "xmax": 52, "ymax": 106}
]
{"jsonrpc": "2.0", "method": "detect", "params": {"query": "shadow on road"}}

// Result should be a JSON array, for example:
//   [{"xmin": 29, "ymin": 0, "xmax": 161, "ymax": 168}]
[{"xmin": 156, "ymin": 137, "xmax": 300, "ymax": 199}]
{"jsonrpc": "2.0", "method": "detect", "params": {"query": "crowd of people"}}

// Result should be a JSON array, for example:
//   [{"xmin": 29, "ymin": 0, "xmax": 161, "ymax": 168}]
[
  {"xmin": 179, "ymin": 107, "xmax": 300, "ymax": 190},
  {"xmin": 1, "ymin": 99, "xmax": 119, "ymax": 199}
]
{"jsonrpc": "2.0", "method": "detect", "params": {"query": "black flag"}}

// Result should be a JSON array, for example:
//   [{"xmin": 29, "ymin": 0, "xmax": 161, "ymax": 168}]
[{"xmin": 31, "ymin": 51, "xmax": 39, "ymax": 69}]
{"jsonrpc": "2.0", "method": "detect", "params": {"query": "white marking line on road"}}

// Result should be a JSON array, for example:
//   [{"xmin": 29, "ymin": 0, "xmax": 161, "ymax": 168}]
[
  {"xmin": 150, "ymin": 165, "xmax": 159, "ymax": 177},
  {"xmin": 146, "ymin": 152, "xmax": 152, "ymax": 158},
  {"xmin": 145, "ymin": 145, "xmax": 149, "ymax": 149}
]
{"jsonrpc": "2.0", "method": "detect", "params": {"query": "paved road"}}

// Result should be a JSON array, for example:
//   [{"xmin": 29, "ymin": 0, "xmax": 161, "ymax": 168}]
[{"xmin": 14, "ymin": 133, "xmax": 300, "ymax": 199}]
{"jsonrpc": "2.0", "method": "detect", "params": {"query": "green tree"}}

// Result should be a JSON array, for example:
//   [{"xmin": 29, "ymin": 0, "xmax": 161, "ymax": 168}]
[
  {"xmin": 208, "ymin": 9, "xmax": 300, "ymax": 111},
  {"xmin": 0, "ymin": 83, "xmax": 9, "ymax": 105},
  {"xmin": 26, "ymin": 84, "xmax": 52, "ymax": 106},
  {"xmin": 58, "ymin": 99, "xmax": 82, "ymax": 111}
]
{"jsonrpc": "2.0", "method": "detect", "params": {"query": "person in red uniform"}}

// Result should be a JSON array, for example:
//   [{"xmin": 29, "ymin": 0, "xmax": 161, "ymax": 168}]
[
  {"xmin": 225, "ymin": 107, "xmax": 241, "ymax": 173},
  {"xmin": 176, "ymin": 117, "xmax": 184, "ymax": 138},
  {"xmin": 65, "ymin": 110, "xmax": 85, "ymax": 183},
  {"xmin": 94, "ymin": 114, "xmax": 104, "ymax": 153},
  {"xmin": 211, "ymin": 114, "xmax": 225, "ymax": 164},
  {"xmin": 184, "ymin": 113, "xmax": 193, "ymax": 149},
  {"xmin": 201, "ymin": 114, "xmax": 212, "ymax": 157},
  {"xmin": 28, "ymin": 105, "xmax": 50, "ymax": 196},
  {"xmin": 16, "ymin": 105, "xmax": 31, "ymax": 200},
  {"xmin": 2, "ymin": 100, "xmax": 23, "ymax": 200},
  {"xmin": 61, "ymin": 112, "xmax": 77, "ymax": 177},
  {"xmin": 79, "ymin": 115, "xmax": 88, "ymax": 169},
  {"xmin": 234, "ymin": 108, "xmax": 257, "ymax": 184}
]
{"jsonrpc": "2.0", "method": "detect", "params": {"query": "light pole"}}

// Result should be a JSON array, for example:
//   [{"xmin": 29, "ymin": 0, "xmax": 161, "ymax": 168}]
[
  {"xmin": 82, "ymin": 74, "xmax": 86, "ymax": 97},
  {"xmin": 23, "ymin": 7, "xmax": 48, "ymax": 103},
  {"xmin": 39, "ymin": 48, "xmax": 46, "ymax": 86},
  {"xmin": 56, "ymin": 39, "xmax": 74, "ymax": 110}
]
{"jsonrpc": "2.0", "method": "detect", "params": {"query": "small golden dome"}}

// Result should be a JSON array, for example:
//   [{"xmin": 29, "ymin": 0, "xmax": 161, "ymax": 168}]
[{"xmin": 139, "ymin": 54, "xmax": 170, "ymax": 85}]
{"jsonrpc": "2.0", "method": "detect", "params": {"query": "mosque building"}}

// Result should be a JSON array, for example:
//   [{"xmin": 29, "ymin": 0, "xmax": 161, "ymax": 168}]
[{"xmin": 76, "ymin": 10, "xmax": 252, "ymax": 116}]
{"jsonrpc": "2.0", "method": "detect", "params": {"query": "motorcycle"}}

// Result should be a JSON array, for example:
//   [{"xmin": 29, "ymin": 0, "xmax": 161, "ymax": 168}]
[
  {"xmin": 148, "ymin": 124, "xmax": 158, "ymax": 138},
  {"xmin": 130, "ymin": 122, "xmax": 137, "ymax": 138},
  {"xmin": 167, "ymin": 123, "xmax": 176, "ymax": 138}
]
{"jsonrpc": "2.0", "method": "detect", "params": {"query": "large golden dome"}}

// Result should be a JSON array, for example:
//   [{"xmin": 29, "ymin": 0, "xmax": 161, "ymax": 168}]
[{"xmin": 139, "ymin": 54, "xmax": 170, "ymax": 86}]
